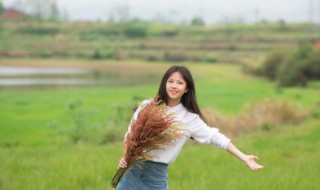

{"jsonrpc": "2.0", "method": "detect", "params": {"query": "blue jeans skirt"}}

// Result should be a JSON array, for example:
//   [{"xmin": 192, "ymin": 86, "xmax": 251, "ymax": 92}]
[{"xmin": 116, "ymin": 160, "xmax": 168, "ymax": 190}]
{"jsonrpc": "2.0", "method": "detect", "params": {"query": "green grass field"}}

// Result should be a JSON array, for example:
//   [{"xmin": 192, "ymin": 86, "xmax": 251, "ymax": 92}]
[{"xmin": 0, "ymin": 61, "xmax": 319, "ymax": 190}]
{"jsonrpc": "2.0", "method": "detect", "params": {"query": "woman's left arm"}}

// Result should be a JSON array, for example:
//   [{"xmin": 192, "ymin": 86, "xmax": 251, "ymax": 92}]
[{"xmin": 227, "ymin": 142, "xmax": 264, "ymax": 171}]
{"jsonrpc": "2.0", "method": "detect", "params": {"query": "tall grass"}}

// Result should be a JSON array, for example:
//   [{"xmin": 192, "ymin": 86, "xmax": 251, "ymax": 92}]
[{"xmin": 204, "ymin": 99, "xmax": 309, "ymax": 137}]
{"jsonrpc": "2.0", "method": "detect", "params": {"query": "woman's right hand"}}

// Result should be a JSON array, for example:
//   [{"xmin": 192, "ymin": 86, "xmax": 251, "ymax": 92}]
[{"xmin": 118, "ymin": 157, "xmax": 127, "ymax": 169}]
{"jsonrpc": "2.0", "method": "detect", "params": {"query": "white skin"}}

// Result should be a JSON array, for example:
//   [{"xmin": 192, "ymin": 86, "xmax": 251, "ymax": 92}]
[{"xmin": 119, "ymin": 71, "xmax": 264, "ymax": 171}]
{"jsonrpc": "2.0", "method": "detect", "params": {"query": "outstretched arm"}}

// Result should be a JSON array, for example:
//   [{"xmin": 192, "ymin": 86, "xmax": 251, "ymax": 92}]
[{"xmin": 227, "ymin": 143, "xmax": 264, "ymax": 171}]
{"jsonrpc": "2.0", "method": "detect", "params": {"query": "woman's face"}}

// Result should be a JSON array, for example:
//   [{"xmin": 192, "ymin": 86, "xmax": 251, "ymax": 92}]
[{"xmin": 166, "ymin": 72, "xmax": 188, "ymax": 105}]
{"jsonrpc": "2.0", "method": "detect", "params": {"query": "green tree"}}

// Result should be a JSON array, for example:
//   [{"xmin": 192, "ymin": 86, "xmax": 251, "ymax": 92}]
[
  {"xmin": 123, "ymin": 19, "xmax": 148, "ymax": 38},
  {"xmin": 261, "ymin": 51, "xmax": 286, "ymax": 80},
  {"xmin": 0, "ymin": 1, "xmax": 4, "ymax": 15},
  {"xmin": 306, "ymin": 55, "xmax": 320, "ymax": 79},
  {"xmin": 191, "ymin": 16, "xmax": 205, "ymax": 26},
  {"xmin": 48, "ymin": 1, "xmax": 60, "ymax": 21},
  {"xmin": 277, "ymin": 19, "xmax": 288, "ymax": 31},
  {"xmin": 259, "ymin": 43, "xmax": 320, "ymax": 87},
  {"xmin": 276, "ymin": 56, "xmax": 304, "ymax": 86},
  {"xmin": 276, "ymin": 44, "xmax": 320, "ymax": 86}
]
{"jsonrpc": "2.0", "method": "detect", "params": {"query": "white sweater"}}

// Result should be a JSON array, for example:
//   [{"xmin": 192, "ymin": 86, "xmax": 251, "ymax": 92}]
[{"xmin": 126, "ymin": 99, "xmax": 231, "ymax": 164}]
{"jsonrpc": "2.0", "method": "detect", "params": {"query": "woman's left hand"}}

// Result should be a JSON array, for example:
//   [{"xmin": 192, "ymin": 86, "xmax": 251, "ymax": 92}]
[
  {"xmin": 118, "ymin": 157, "xmax": 127, "ymax": 169},
  {"xmin": 243, "ymin": 155, "xmax": 264, "ymax": 171}
]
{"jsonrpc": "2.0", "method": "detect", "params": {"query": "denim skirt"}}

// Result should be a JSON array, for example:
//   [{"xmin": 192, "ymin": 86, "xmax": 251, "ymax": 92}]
[{"xmin": 116, "ymin": 160, "xmax": 168, "ymax": 190}]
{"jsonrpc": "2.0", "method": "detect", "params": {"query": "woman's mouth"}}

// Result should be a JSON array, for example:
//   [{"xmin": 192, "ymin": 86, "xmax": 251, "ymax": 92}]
[{"xmin": 169, "ymin": 90, "xmax": 178, "ymax": 94}]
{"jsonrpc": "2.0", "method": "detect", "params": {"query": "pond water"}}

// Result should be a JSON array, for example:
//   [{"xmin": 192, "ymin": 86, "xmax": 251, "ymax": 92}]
[
  {"xmin": 0, "ymin": 66, "xmax": 92, "ymax": 87},
  {"xmin": 0, "ymin": 66, "xmax": 87, "ymax": 76},
  {"xmin": 0, "ymin": 78, "xmax": 93, "ymax": 86},
  {"xmin": 0, "ymin": 66, "xmax": 160, "ymax": 89}
]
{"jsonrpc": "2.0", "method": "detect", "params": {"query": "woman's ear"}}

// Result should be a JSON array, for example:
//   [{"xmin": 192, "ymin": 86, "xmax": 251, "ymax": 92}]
[{"xmin": 185, "ymin": 89, "xmax": 188, "ymax": 93}]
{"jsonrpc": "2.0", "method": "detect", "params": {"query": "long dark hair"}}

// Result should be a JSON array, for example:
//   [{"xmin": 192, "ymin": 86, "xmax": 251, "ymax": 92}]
[{"xmin": 156, "ymin": 65, "xmax": 206, "ymax": 122}]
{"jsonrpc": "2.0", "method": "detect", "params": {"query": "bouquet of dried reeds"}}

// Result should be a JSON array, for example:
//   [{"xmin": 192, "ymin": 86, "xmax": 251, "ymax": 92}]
[{"xmin": 111, "ymin": 99, "xmax": 184, "ymax": 188}]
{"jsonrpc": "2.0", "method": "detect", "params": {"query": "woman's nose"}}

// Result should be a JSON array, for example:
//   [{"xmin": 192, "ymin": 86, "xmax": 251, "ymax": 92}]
[{"xmin": 171, "ymin": 83, "xmax": 177, "ymax": 88}]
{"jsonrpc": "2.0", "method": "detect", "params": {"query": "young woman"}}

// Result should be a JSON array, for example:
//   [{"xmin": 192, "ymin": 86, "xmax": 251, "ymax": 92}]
[{"xmin": 116, "ymin": 65, "xmax": 264, "ymax": 190}]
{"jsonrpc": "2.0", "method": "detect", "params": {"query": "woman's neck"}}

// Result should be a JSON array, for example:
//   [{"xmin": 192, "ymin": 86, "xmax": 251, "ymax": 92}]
[{"xmin": 167, "ymin": 99, "xmax": 181, "ymax": 107}]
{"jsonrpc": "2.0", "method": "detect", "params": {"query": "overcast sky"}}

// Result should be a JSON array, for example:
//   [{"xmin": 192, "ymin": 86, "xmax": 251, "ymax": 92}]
[{"xmin": 3, "ymin": 0, "xmax": 320, "ymax": 24}]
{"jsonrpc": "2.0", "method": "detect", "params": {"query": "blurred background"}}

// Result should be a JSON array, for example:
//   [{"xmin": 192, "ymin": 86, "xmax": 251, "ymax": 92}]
[{"xmin": 0, "ymin": 0, "xmax": 320, "ymax": 189}]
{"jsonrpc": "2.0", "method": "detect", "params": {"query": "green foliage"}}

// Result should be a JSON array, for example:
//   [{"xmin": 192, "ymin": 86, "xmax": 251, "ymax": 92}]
[
  {"xmin": 310, "ymin": 101, "xmax": 320, "ymax": 119},
  {"xmin": 146, "ymin": 54, "xmax": 160, "ymax": 61},
  {"xmin": 99, "ymin": 27, "xmax": 121, "ymax": 36},
  {"xmin": 295, "ymin": 45, "xmax": 320, "ymax": 80},
  {"xmin": 261, "ymin": 51, "xmax": 286, "ymax": 80},
  {"xmin": 0, "ymin": 1, "xmax": 4, "ymax": 15},
  {"xmin": 163, "ymin": 51, "xmax": 189, "ymax": 62},
  {"xmin": 66, "ymin": 99, "xmax": 133, "ymax": 144},
  {"xmin": 92, "ymin": 49, "xmax": 102, "ymax": 59},
  {"xmin": 111, "ymin": 104, "xmax": 132, "ymax": 128},
  {"xmin": 276, "ymin": 55, "xmax": 304, "ymax": 86},
  {"xmin": 276, "ymin": 20, "xmax": 288, "ymax": 31},
  {"xmin": 204, "ymin": 55, "xmax": 218, "ymax": 63},
  {"xmin": 292, "ymin": 43, "xmax": 315, "ymax": 59},
  {"xmin": 306, "ymin": 55, "xmax": 320, "ymax": 79},
  {"xmin": 276, "ymin": 44, "xmax": 320, "ymax": 86},
  {"xmin": 242, "ymin": 63, "xmax": 263, "ymax": 76},
  {"xmin": 67, "ymin": 99, "xmax": 90, "ymax": 143},
  {"xmin": 123, "ymin": 20, "xmax": 148, "ymax": 38},
  {"xmin": 79, "ymin": 31, "xmax": 101, "ymax": 41},
  {"xmin": 259, "ymin": 44, "xmax": 320, "ymax": 86},
  {"xmin": 190, "ymin": 16, "xmax": 205, "ymax": 26},
  {"xmin": 228, "ymin": 44, "xmax": 238, "ymax": 51},
  {"xmin": 19, "ymin": 27, "xmax": 59, "ymax": 35},
  {"xmin": 162, "ymin": 30, "xmax": 179, "ymax": 37},
  {"xmin": 38, "ymin": 50, "xmax": 53, "ymax": 58}
]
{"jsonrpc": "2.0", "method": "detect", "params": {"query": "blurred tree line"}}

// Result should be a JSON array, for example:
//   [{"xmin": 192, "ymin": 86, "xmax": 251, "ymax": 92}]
[
  {"xmin": 2, "ymin": 0, "xmax": 66, "ymax": 21},
  {"xmin": 2, "ymin": 0, "xmax": 206, "ymax": 25},
  {"xmin": 255, "ymin": 44, "xmax": 320, "ymax": 86},
  {"xmin": 0, "ymin": 1, "xmax": 4, "ymax": 15}
]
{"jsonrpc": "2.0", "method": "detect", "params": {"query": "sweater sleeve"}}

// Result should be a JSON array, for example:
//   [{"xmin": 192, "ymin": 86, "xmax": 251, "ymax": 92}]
[{"xmin": 189, "ymin": 114, "xmax": 231, "ymax": 150}]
